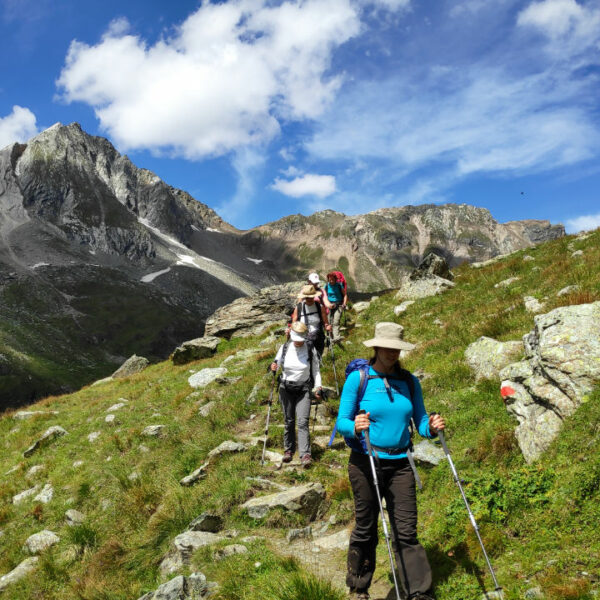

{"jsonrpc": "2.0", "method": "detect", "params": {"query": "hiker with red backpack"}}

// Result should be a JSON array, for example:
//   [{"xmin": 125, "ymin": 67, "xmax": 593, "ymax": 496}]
[
  {"xmin": 291, "ymin": 284, "xmax": 332, "ymax": 357},
  {"xmin": 324, "ymin": 271, "xmax": 348, "ymax": 342},
  {"xmin": 336, "ymin": 322, "xmax": 445, "ymax": 600},
  {"xmin": 270, "ymin": 321, "xmax": 322, "ymax": 468}
]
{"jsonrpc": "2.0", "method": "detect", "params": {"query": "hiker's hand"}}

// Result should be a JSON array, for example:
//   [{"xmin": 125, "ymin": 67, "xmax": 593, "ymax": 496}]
[
  {"xmin": 326, "ymin": 324, "xmax": 332, "ymax": 332},
  {"xmin": 315, "ymin": 387, "xmax": 322, "ymax": 399},
  {"xmin": 270, "ymin": 362, "xmax": 277, "ymax": 372},
  {"xmin": 354, "ymin": 411, "xmax": 370, "ymax": 433},
  {"xmin": 429, "ymin": 413, "xmax": 445, "ymax": 434}
]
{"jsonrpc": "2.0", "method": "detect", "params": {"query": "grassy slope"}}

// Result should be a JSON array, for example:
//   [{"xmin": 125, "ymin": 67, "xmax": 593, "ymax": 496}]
[{"xmin": 0, "ymin": 230, "xmax": 599, "ymax": 600}]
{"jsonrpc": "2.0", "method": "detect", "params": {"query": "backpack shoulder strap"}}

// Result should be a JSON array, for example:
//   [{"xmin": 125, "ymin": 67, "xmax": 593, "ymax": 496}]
[
  {"xmin": 354, "ymin": 364, "xmax": 372, "ymax": 414},
  {"xmin": 278, "ymin": 341, "xmax": 291, "ymax": 381},
  {"xmin": 396, "ymin": 368, "xmax": 415, "ymax": 402}
]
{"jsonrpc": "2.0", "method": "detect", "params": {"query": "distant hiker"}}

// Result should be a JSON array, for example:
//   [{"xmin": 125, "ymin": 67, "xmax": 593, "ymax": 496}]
[
  {"xmin": 307, "ymin": 272, "xmax": 331, "ymax": 308},
  {"xmin": 335, "ymin": 322, "xmax": 445, "ymax": 600},
  {"xmin": 270, "ymin": 321, "xmax": 322, "ymax": 468},
  {"xmin": 324, "ymin": 271, "xmax": 348, "ymax": 342},
  {"xmin": 291, "ymin": 284, "xmax": 332, "ymax": 356}
]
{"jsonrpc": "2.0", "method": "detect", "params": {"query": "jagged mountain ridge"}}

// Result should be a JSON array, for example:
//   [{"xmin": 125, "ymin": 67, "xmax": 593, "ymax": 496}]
[
  {"xmin": 244, "ymin": 206, "xmax": 564, "ymax": 291},
  {"xmin": 0, "ymin": 122, "xmax": 564, "ymax": 407}
]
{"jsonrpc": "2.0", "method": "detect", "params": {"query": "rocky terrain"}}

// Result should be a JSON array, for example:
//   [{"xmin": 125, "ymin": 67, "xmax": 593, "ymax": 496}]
[
  {"xmin": 244, "ymin": 206, "xmax": 564, "ymax": 291},
  {"xmin": 0, "ymin": 228, "xmax": 598, "ymax": 600},
  {"xmin": 0, "ymin": 123, "xmax": 564, "ymax": 408}
]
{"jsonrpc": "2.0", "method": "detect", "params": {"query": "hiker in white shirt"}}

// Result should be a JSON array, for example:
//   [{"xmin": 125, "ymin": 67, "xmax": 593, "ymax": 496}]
[{"xmin": 270, "ymin": 321, "xmax": 322, "ymax": 467}]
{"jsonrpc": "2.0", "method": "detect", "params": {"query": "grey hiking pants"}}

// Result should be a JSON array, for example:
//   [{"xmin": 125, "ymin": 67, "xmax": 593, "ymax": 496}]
[
  {"xmin": 279, "ymin": 383, "xmax": 311, "ymax": 456},
  {"xmin": 329, "ymin": 305, "xmax": 343, "ymax": 339},
  {"xmin": 346, "ymin": 451, "xmax": 433, "ymax": 596}
]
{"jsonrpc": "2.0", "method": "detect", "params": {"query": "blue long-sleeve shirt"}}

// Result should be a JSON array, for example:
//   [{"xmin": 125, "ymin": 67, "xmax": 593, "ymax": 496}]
[{"xmin": 336, "ymin": 367, "xmax": 434, "ymax": 459}]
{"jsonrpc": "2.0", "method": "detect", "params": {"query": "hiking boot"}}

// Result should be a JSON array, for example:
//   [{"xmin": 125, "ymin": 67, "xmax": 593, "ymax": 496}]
[
  {"xmin": 282, "ymin": 450, "xmax": 293, "ymax": 463},
  {"xmin": 408, "ymin": 593, "xmax": 435, "ymax": 600},
  {"xmin": 301, "ymin": 453, "xmax": 312, "ymax": 468}
]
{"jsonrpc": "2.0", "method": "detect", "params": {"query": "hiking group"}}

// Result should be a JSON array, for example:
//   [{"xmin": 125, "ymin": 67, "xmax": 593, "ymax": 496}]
[{"xmin": 267, "ymin": 271, "xmax": 451, "ymax": 600}]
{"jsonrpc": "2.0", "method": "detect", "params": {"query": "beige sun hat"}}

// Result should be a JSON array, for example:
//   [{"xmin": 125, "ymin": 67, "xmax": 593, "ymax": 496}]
[
  {"xmin": 363, "ymin": 322, "xmax": 416, "ymax": 351},
  {"xmin": 290, "ymin": 321, "xmax": 308, "ymax": 342},
  {"xmin": 300, "ymin": 284, "xmax": 318, "ymax": 299}
]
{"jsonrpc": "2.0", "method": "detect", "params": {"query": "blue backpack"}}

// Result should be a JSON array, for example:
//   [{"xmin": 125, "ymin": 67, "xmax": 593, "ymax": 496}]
[{"xmin": 339, "ymin": 358, "xmax": 416, "ymax": 452}]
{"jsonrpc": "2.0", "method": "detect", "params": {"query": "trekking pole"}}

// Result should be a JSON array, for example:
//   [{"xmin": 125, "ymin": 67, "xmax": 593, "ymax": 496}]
[
  {"xmin": 437, "ymin": 424, "xmax": 503, "ymax": 597},
  {"xmin": 358, "ymin": 410, "xmax": 403, "ymax": 600},
  {"xmin": 328, "ymin": 331, "xmax": 340, "ymax": 395},
  {"xmin": 260, "ymin": 372, "xmax": 277, "ymax": 466}
]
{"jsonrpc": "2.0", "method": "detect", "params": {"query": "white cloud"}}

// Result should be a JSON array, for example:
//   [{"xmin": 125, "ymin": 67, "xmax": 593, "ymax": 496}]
[
  {"xmin": 271, "ymin": 173, "xmax": 336, "ymax": 198},
  {"xmin": 565, "ymin": 212, "xmax": 600, "ymax": 233},
  {"xmin": 280, "ymin": 165, "xmax": 302, "ymax": 177},
  {"xmin": 0, "ymin": 106, "xmax": 38, "ymax": 148},
  {"xmin": 307, "ymin": 67, "xmax": 600, "ymax": 178},
  {"xmin": 57, "ymin": 0, "xmax": 361, "ymax": 159},
  {"xmin": 360, "ymin": 0, "xmax": 410, "ymax": 10},
  {"xmin": 517, "ymin": 0, "xmax": 600, "ymax": 56}
]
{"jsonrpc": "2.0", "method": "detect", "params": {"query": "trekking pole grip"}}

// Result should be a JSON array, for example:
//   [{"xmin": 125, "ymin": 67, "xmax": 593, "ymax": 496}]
[
  {"xmin": 431, "ymin": 412, "xmax": 450, "ymax": 454},
  {"xmin": 357, "ymin": 409, "xmax": 372, "ymax": 450}
]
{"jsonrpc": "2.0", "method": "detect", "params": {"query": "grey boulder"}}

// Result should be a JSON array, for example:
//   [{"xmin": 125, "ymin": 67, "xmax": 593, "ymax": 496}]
[
  {"xmin": 241, "ymin": 482, "xmax": 326, "ymax": 520},
  {"xmin": 500, "ymin": 301, "xmax": 600, "ymax": 462},
  {"xmin": 23, "ymin": 530, "xmax": 60, "ymax": 554},
  {"xmin": 0, "ymin": 557, "xmax": 39, "ymax": 593},
  {"xmin": 464, "ymin": 336, "xmax": 524, "ymax": 381},
  {"xmin": 171, "ymin": 336, "xmax": 221, "ymax": 365},
  {"xmin": 112, "ymin": 355, "xmax": 149, "ymax": 379},
  {"xmin": 137, "ymin": 573, "xmax": 211, "ymax": 600},
  {"xmin": 23, "ymin": 425, "xmax": 68, "ymax": 458},
  {"xmin": 188, "ymin": 368, "xmax": 228, "ymax": 389}
]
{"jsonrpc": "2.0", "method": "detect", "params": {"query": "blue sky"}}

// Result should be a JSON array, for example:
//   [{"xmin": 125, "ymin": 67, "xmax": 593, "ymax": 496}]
[{"xmin": 1, "ymin": 0, "xmax": 599, "ymax": 231}]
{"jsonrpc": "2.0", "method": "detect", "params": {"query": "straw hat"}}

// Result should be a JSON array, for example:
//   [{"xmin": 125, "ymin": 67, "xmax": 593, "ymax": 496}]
[
  {"xmin": 299, "ymin": 284, "xmax": 318, "ymax": 299},
  {"xmin": 363, "ymin": 322, "xmax": 415, "ymax": 351},
  {"xmin": 290, "ymin": 321, "xmax": 308, "ymax": 342}
]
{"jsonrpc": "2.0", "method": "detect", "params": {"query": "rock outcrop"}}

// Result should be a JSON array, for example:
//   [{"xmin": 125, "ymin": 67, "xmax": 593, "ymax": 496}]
[
  {"xmin": 395, "ymin": 253, "xmax": 455, "ymax": 301},
  {"xmin": 500, "ymin": 302, "xmax": 600, "ymax": 462},
  {"xmin": 171, "ymin": 336, "xmax": 221, "ymax": 365},
  {"xmin": 465, "ymin": 337, "xmax": 524, "ymax": 381},
  {"xmin": 241, "ymin": 482, "xmax": 326, "ymax": 520},
  {"xmin": 204, "ymin": 281, "xmax": 302, "ymax": 339}
]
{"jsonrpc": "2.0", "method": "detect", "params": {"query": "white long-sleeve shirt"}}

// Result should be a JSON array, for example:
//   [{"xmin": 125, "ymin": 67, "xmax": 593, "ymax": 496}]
[{"xmin": 274, "ymin": 341, "xmax": 322, "ymax": 389}]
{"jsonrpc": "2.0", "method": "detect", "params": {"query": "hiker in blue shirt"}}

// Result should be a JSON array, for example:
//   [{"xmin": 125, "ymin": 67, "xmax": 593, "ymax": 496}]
[
  {"xmin": 336, "ymin": 321, "xmax": 445, "ymax": 600},
  {"xmin": 324, "ymin": 271, "xmax": 347, "ymax": 342}
]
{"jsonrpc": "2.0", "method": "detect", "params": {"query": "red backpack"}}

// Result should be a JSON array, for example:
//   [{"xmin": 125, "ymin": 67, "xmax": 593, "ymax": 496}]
[{"xmin": 331, "ymin": 271, "xmax": 347, "ymax": 294}]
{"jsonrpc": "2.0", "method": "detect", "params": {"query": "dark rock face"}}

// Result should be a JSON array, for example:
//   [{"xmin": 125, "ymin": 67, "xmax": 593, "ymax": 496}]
[
  {"xmin": 410, "ymin": 252, "xmax": 454, "ymax": 281},
  {"xmin": 0, "ymin": 123, "xmax": 277, "ymax": 409}
]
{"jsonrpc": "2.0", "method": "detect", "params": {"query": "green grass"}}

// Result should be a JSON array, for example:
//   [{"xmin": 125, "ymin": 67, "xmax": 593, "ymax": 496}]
[{"xmin": 1, "ymin": 229, "xmax": 599, "ymax": 599}]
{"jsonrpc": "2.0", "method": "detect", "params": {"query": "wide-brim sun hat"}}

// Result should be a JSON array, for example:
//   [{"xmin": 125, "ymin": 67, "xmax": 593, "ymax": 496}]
[
  {"xmin": 300, "ymin": 284, "xmax": 318, "ymax": 299},
  {"xmin": 290, "ymin": 320, "xmax": 308, "ymax": 342},
  {"xmin": 363, "ymin": 321, "xmax": 416, "ymax": 351}
]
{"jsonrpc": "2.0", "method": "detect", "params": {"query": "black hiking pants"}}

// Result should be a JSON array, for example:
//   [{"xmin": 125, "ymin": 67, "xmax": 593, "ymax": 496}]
[{"xmin": 346, "ymin": 451, "xmax": 433, "ymax": 596}]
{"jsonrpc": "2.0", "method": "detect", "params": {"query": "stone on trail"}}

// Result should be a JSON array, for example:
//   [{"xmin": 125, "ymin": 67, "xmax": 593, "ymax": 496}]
[
  {"xmin": 13, "ymin": 484, "xmax": 41, "ymax": 505},
  {"xmin": 500, "ymin": 301, "xmax": 600, "ymax": 462},
  {"xmin": 524, "ymin": 296, "xmax": 545, "ymax": 313},
  {"xmin": 23, "ymin": 425, "xmax": 68, "ymax": 458},
  {"xmin": 464, "ymin": 336, "xmax": 524, "ymax": 381},
  {"xmin": 179, "ymin": 463, "xmax": 209, "ymax": 487},
  {"xmin": 208, "ymin": 440, "xmax": 247, "ymax": 459},
  {"xmin": 160, "ymin": 532, "xmax": 225, "ymax": 576},
  {"xmin": 241, "ymin": 482, "xmax": 326, "ymax": 520},
  {"xmin": 137, "ymin": 573, "xmax": 211, "ymax": 600},
  {"xmin": 197, "ymin": 401, "xmax": 216, "ymax": 417},
  {"xmin": 214, "ymin": 544, "xmax": 248, "ymax": 561},
  {"xmin": 105, "ymin": 414, "xmax": 117, "ymax": 425},
  {"xmin": 557, "ymin": 284, "xmax": 580, "ymax": 297},
  {"xmin": 65, "ymin": 509, "xmax": 85, "ymax": 526},
  {"xmin": 26, "ymin": 464, "xmax": 45, "ymax": 478},
  {"xmin": 188, "ymin": 367, "xmax": 228, "ymax": 389},
  {"xmin": 142, "ymin": 425, "xmax": 166, "ymax": 438},
  {"xmin": 23, "ymin": 530, "xmax": 60, "ymax": 554},
  {"xmin": 88, "ymin": 431, "xmax": 101, "ymax": 443},
  {"xmin": 494, "ymin": 276, "xmax": 520, "ymax": 288},
  {"xmin": 394, "ymin": 300, "xmax": 415, "ymax": 315},
  {"xmin": 0, "ymin": 557, "xmax": 39, "ymax": 593},
  {"xmin": 13, "ymin": 410, "xmax": 59, "ymax": 420},
  {"xmin": 171, "ymin": 336, "xmax": 221, "ymax": 365},
  {"xmin": 34, "ymin": 483, "xmax": 54, "ymax": 504},
  {"xmin": 106, "ymin": 400, "xmax": 127, "ymax": 412},
  {"xmin": 188, "ymin": 513, "xmax": 223, "ymax": 533},
  {"xmin": 352, "ymin": 301, "xmax": 371, "ymax": 313},
  {"xmin": 287, "ymin": 526, "xmax": 312, "ymax": 543},
  {"xmin": 313, "ymin": 528, "xmax": 350, "ymax": 551},
  {"xmin": 112, "ymin": 354, "xmax": 149, "ymax": 378}
]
